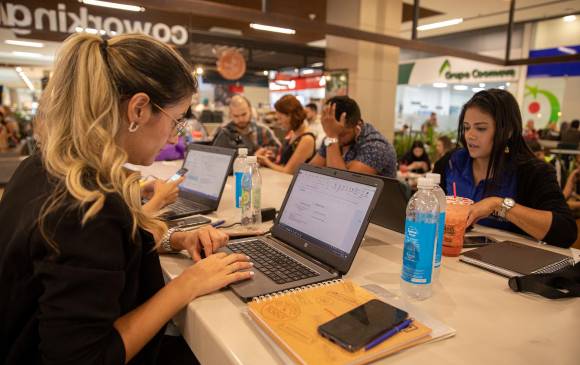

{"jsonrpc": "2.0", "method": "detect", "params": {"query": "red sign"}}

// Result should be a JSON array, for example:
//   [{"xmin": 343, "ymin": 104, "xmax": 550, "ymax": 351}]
[
  {"xmin": 228, "ymin": 84, "xmax": 244, "ymax": 93},
  {"xmin": 269, "ymin": 76, "xmax": 324, "ymax": 91}
]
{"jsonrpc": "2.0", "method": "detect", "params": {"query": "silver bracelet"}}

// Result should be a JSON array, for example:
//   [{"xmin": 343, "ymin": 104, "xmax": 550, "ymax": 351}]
[{"xmin": 160, "ymin": 227, "xmax": 180, "ymax": 252}]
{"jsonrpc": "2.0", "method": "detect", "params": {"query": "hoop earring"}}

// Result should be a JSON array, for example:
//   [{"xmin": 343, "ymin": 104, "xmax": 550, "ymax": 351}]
[{"xmin": 128, "ymin": 122, "xmax": 139, "ymax": 133}]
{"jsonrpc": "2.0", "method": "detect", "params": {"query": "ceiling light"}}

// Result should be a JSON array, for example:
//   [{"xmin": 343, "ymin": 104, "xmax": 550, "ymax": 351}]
[
  {"xmin": 479, "ymin": 83, "xmax": 486, "ymax": 87},
  {"xmin": 453, "ymin": 85, "xmax": 468, "ymax": 91},
  {"xmin": 417, "ymin": 18, "xmax": 463, "ymax": 31},
  {"xmin": 302, "ymin": 69, "xmax": 315, "ymax": 75},
  {"xmin": 12, "ymin": 51, "xmax": 45, "ymax": 58},
  {"xmin": 310, "ymin": 62, "xmax": 324, "ymax": 67},
  {"xmin": 249, "ymin": 23, "xmax": 296, "ymax": 35},
  {"xmin": 5, "ymin": 40, "xmax": 44, "ymax": 48},
  {"xmin": 433, "ymin": 82, "xmax": 447, "ymax": 88},
  {"xmin": 195, "ymin": 66, "xmax": 204, "ymax": 75},
  {"xmin": 558, "ymin": 46, "xmax": 577, "ymax": 55},
  {"xmin": 472, "ymin": 87, "xmax": 485, "ymax": 92},
  {"xmin": 78, "ymin": 0, "xmax": 145, "ymax": 12},
  {"xmin": 563, "ymin": 15, "xmax": 576, "ymax": 22},
  {"xmin": 498, "ymin": 85, "xmax": 505, "ymax": 89},
  {"xmin": 14, "ymin": 67, "xmax": 35, "ymax": 91},
  {"xmin": 263, "ymin": 70, "xmax": 269, "ymax": 76},
  {"xmin": 209, "ymin": 27, "xmax": 242, "ymax": 36},
  {"xmin": 506, "ymin": 82, "xmax": 510, "ymax": 86}
]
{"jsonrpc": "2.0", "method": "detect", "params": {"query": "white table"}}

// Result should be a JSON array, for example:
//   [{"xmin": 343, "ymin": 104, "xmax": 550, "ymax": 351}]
[
  {"xmin": 139, "ymin": 161, "xmax": 580, "ymax": 365},
  {"xmin": 549, "ymin": 149, "xmax": 580, "ymax": 156}
]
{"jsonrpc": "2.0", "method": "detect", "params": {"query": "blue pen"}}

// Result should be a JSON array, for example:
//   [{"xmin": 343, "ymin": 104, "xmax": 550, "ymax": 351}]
[
  {"xmin": 211, "ymin": 219, "xmax": 226, "ymax": 228},
  {"xmin": 364, "ymin": 318, "xmax": 413, "ymax": 351}
]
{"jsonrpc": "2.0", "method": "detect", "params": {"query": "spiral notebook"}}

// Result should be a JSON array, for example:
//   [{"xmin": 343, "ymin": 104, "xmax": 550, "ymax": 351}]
[
  {"xmin": 247, "ymin": 280, "xmax": 432, "ymax": 365},
  {"xmin": 460, "ymin": 241, "xmax": 575, "ymax": 278}
]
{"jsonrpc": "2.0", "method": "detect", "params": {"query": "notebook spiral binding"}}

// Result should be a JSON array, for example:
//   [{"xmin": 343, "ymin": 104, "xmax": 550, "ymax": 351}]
[
  {"xmin": 532, "ymin": 257, "xmax": 575, "ymax": 275},
  {"xmin": 252, "ymin": 279, "xmax": 344, "ymax": 303}
]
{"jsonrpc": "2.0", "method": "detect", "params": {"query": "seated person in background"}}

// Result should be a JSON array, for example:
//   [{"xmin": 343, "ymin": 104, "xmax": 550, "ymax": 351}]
[
  {"xmin": 0, "ymin": 33, "xmax": 253, "ymax": 364},
  {"xmin": 559, "ymin": 119, "xmax": 580, "ymax": 146},
  {"xmin": 141, "ymin": 176, "xmax": 185, "ymax": 214},
  {"xmin": 257, "ymin": 95, "xmax": 315, "ymax": 175},
  {"xmin": 0, "ymin": 107, "xmax": 19, "ymax": 149},
  {"xmin": 399, "ymin": 140, "xmax": 431, "ymax": 173},
  {"xmin": 310, "ymin": 96, "xmax": 397, "ymax": 177},
  {"xmin": 212, "ymin": 95, "xmax": 280, "ymax": 155},
  {"xmin": 538, "ymin": 122, "xmax": 560, "ymax": 140},
  {"xmin": 305, "ymin": 102, "xmax": 326, "ymax": 150},
  {"xmin": 435, "ymin": 135, "xmax": 453, "ymax": 161},
  {"xmin": 562, "ymin": 155, "xmax": 580, "ymax": 215},
  {"xmin": 433, "ymin": 89, "xmax": 576, "ymax": 248},
  {"xmin": 523, "ymin": 119, "xmax": 539, "ymax": 141}
]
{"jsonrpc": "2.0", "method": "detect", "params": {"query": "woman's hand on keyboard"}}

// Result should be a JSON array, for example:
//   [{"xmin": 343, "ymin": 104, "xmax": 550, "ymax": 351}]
[
  {"xmin": 177, "ymin": 252, "xmax": 254, "ymax": 301},
  {"xmin": 172, "ymin": 226, "xmax": 229, "ymax": 262}
]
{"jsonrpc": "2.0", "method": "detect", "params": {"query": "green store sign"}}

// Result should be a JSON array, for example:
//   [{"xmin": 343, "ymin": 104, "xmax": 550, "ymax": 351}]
[{"xmin": 439, "ymin": 59, "xmax": 516, "ymax": 81}]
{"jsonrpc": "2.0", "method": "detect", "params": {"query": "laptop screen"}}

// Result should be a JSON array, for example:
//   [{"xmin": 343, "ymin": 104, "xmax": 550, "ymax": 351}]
[
  {"xmin": 277, "ymin": 169, "xmax": 378, "ymax": 259},
  {"xmin": 181, "ymin": 149, "xmax": 232, "ymax": 200}
]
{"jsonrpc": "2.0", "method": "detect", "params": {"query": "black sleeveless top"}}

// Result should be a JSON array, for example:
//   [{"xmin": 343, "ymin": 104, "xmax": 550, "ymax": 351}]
[{"xmin": 279, "ymin": 132, "xmax": 316, "ymax": 165}]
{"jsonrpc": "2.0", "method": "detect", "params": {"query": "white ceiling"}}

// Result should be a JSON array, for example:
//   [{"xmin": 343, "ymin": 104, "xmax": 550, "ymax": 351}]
[
  {"xmin": 0, "ymin": 29, "xmax": 60, "ymax": 89},
  {"xmin": 400, "ymin": 0, "xmax": 580, "ymax": 38}
]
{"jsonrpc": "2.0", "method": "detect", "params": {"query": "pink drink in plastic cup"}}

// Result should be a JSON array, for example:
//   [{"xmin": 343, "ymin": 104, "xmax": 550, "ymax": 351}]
[{"xmin": 442, "ymin": 196, "xmax": 473, "ymax": 257}]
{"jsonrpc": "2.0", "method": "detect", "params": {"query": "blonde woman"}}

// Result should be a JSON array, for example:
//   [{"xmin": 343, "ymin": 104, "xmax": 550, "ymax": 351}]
[{"xmin": 0, "ymin": 34, "xmax": 253, "ymax": 364}]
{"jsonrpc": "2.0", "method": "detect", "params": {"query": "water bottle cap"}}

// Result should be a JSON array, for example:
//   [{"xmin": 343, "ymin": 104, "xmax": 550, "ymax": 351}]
[
  {"xmin": 425, "ymin": 172, "xmax": 441, "ymax": 184},
  {"xmin": 417, "ymin": 177, "xmax": 434, "ymax": 188},
  {"xmin": 238, "ymin": 148, "xmax": 248, "ymax": 156},
  {"xmin": 246, "ymin": 156, "xmax": 257, "ymax": 163}
]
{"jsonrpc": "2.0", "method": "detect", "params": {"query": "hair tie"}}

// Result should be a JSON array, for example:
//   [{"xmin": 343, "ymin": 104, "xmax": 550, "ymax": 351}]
[
  {"xmin": 100, "ymin": 36, "xmax": 108, "ymax": 54},
  {"xmin": 99, "ymin": 36, "xmax": 112, "ymax": 70}
]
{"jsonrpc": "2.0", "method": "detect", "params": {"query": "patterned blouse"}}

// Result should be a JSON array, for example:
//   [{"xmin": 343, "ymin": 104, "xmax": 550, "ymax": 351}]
[{"xmin": 317, "ymin": 122, "xmax": 397, "ymax": 177}]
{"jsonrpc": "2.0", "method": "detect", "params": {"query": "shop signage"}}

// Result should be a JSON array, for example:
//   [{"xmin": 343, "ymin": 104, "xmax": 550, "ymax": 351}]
[
  {"xmin": 269, "ymin": 76, "xmax": 325, "ymax": 91},
  {"xmin": 0, "ymin": 1, "xmax": 189, "ymax": 45},
  {"xmin": 439, "ymin": 58, "xmax": 516, "ymax": 81},
  {"xmin": 398, "ymin": 56, "xmax": 519, "ymax": 85},
  {"xmin": 217, "ymin": 50, "xmax": 246, "ymax": 80},
  {"xmin": 522, "ymin": 80, "xmax": 564, "ymax": 126}
]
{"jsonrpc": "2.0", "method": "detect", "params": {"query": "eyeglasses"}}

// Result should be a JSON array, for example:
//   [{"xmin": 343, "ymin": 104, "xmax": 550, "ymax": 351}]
[{"xmin": 152, "ymin": 102, "xmax": 187, "ymax": 136}]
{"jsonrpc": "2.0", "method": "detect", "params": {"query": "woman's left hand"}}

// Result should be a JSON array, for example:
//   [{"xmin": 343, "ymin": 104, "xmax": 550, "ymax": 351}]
[
  {"xmin": 466, "ymin": 197, "xmax": 502, "ymax": 227},
  {"xmin": 171, "ymin": 226, "xmax": 230, "ymax": 262}
]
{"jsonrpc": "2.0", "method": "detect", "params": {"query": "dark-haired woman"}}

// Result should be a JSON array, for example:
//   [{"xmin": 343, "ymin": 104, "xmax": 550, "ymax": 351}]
[
  {"xmin": 257, "ymin": 94, "xmax": 315, "ymax": 174},
  {"xmin": 433, "ymin": 89, "xmax": 576, "ymax": 248},
  {"xmin": 399, "ymin": 140, "xmax": 431, "ymax": 173}
]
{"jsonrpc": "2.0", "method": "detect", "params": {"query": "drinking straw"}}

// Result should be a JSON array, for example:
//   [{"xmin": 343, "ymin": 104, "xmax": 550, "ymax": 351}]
[{"xmin": 453, "ymin": 182, "xmax": 457, "ymax": 199}]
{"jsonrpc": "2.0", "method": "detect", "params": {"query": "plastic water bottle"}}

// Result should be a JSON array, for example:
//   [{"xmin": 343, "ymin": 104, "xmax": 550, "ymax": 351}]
[
  {"xmin": 241, "ymin": 156, "xmax": 262, "ymax": 226},
  {"xmin": 233, "ymin": 148, "xmax": 248, "ymax": 208},
  {"xmin": 426, "ymin": 172, "xmax": 446, "ymax": 280},
  {"xmin": 400, "ymin": 177, "xmax": 439, "ymax": 300}
]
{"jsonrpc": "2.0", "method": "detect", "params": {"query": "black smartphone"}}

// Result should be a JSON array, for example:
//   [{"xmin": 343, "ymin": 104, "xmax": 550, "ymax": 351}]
[
  {"xmin": 463, "ymin": 235, "xmax": 499, "ymax": 248},
  {"xmin": 318, "ymin": 299, "xmax": 408, "ymax": 352},
  {"xmin": 168, "ymin": 167, "xmax": 188, "ymax": 182}
]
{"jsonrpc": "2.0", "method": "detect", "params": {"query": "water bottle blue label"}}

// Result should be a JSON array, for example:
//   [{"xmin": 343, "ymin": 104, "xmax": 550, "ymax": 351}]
[
  {"xmin": 235, "ymin": 171, "xmax": 243, "ymax": 208},
  {"xmin": 401, "ymin": 218, "xmax": 437, "ymax": 285},
  {"xmin": 434, "ymin": 212, "xmax": 445, "ymax": 268}
]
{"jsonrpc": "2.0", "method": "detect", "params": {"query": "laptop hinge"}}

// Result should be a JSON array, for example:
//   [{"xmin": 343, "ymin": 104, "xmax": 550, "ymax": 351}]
[{"xmin": 267, "ymin": 234, "xmax": 338, "ymax": 275}]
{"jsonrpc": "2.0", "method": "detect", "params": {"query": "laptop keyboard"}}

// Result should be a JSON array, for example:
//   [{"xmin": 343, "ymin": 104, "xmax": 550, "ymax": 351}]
[
  {"xmin": 167, "ymin": 198, "xmax": 205, "ymax": 215},
  {"xmin": 228, "ymin": 240, "xmax": 319, "ymax": 284}
]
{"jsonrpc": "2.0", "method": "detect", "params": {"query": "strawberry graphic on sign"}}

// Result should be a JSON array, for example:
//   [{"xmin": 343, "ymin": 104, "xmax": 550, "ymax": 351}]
[{"xmin": 524, "ymin": 85, "xmax": 561, "ymax": 127}]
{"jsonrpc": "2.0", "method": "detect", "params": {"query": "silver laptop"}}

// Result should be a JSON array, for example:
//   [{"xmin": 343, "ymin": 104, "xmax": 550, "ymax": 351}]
[
  {"xmin": 164, "ymin": 144, "xmax": 235, "ymax": 220},
  {"xmin": 220, "ymin": 165, "xmax": 384, "ymax": 301}
]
